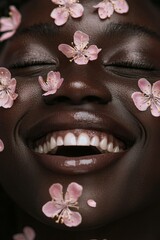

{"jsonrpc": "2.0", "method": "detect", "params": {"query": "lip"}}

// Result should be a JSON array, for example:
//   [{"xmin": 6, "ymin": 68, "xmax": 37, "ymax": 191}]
[
  {"xmin": 31, "ymin": 150, "xmax": 125, "ymax": 174},
  {"xmin": 20, "ymin": 109, "xmax": 136, "ymax": 175}
]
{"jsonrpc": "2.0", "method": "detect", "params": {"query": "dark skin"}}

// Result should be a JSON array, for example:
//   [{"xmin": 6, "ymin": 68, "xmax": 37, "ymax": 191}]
[{"xmin": 0, "ymin": 0, "xmax": 160, "ymax": 239}]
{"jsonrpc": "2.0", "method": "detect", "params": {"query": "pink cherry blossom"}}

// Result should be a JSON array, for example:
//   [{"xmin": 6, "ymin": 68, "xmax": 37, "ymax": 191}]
[
  {"xmin": 131, "ymin": 78, "xmax": 160, "ymax": 117},
  {"xmin": 94, "ymin": 0, "xmax": 129, "ymax": 19},
  {"xmin": 42, "ymin": 182, "xmax": 83, "ymax": 227},
  {"xmin": 38, "ymin": 71, "xmax": 64, "ymax": 96},
  {"xmin": 0, "ymin": 5, "xmax": 21, "ymax": 42},
  {"xmin": 13, "ymin": 226, "xmax": 36, "ymax": 240},
  {"xmin": 58, "ymin": 30, "xmax": 102, "ymax": 65},
  {"xmin": 0, "ymin": 139, "xmax": 4, "ymax": 152},
  {"xmin": 87, "ymin": 199, "xmax": 97, "ymax": 208},
  {"xmin": 50, "ymin": 0, "xmax": 84, "ymax": 26},
  {"xmin": 0, "ymin": 67, "xmax": 18, "ymax": 108}
]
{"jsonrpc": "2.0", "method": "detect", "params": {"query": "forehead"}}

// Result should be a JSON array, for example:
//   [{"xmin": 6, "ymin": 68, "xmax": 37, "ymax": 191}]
[{"xmin": 18, "ymin": 0, "xmax": 160, "ymax": 35}]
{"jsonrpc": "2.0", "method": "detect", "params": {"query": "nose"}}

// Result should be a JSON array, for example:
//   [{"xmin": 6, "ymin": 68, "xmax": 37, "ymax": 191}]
[{"xmin": 43, "ymin": 65, "xmax": 111, "ymax": 106}]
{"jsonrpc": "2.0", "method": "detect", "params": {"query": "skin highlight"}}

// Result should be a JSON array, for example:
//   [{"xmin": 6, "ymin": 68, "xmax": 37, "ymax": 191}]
[{"xmin": 0, "ymin": 0, "xmax": 160, "ymax": 239}]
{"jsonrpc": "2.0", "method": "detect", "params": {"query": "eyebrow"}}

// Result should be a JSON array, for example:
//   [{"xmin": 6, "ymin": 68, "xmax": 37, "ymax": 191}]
[
  {"xmin": 15, "ymin": 22, "xmax": 160, "ymax": 42},
  {"xmin": 105, "ymin": 22, "xmax": 160, "ymax": 41},
  {"xmin": 16, "ymin": 23, "xmax": 60, "ymax": 38}
]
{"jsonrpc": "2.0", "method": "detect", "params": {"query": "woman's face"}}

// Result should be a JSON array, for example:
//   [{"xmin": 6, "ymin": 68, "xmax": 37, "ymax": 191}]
[{"xmin": 0, "ymin": 0, "xmax": 160, "ymax": 230}]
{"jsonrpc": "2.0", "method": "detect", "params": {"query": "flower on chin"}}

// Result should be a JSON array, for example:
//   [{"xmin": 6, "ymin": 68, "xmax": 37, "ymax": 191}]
[
  {"xmin": 42, "ymin": 182, "xmax": 83, "ymax": 227},
  {"xmin": 0, "ymin": 5, "xmax": 21, "ymax": 42},
  {"xmin": 0, "ymin": 67, "xmax": 18, "ymax": 108},
  {"xmin": 94, "ymin": 0, "xmax": 129, "ymax": 19},
  {"xmin": 38, "ymin": 71, "xmax": 64, "ymax": 96},
  {"xmin": 131, "ymin": 78, "xmax": 160, "ymax": 117},
  {"xmin": 50, "ymin": 0, "xmax": 84, "ymax": 26},
  {"xmin": 58, "ymin": 30, "xmax": 102, "ymax": 65},
  {"xmin": 13, "ymin": 226, "xmax": 36, "ymax": 240}
]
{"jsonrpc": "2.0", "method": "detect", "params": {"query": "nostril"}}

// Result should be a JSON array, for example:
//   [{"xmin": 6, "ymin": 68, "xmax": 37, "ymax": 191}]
[
  {"xmin": 82, "ymin": 96, "xmax": 108, "ymax": 104},
  {"xmin": 45, "ymin": 96, "xmax": 72, "ymax": 105}
]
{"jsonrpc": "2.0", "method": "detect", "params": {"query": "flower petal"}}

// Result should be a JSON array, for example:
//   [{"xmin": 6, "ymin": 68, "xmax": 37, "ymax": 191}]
[
  {"xmin": 152, "ymin": 80, "xmax": 160, "ymax": 98},
  {"xmin": 10, "ymin": 5, "xmax": 22, "ymax": 28},
  {"xmin": 51, "ymin": 0, "xmax": 66, "ymax": 4},
  {"xmin": 0, "ymin": 31, "xmax": 15, "ymax": 42},
  {"xmin": 111, "ymin": 0, "xmax": 129, "ymax": 13},
  {"xmin": 84, "ymin": 45, "xmax": 102, "ymax": 61},
  {"xmin": 42, "ymin": 201, "xmax": 62, "ymax": 218},
  {"xmin": 65, "ymin": 182, "xmax": 83, "ymax": 203},
  {"xmin": 63, "ymin": 210, "xmax": 82, "ymax": 227},
  {"xmin": 49, "ymin": 183, "xmax": 64, "ymax": 201},
  {"xmin": 69, "ymin": 3, "xmax": 84, "ymax": 18},
  {"xmin": 0, "ymin": 67, "xmax": 12, "ymax": 85},
  {"xmin": 13, "ymin": 234, "xmax": 26, "ymax": 240},
  {"xmin": 131, "ymin": 92, "xmax": 150, "ymax": 111},
  {"xmin": 74, "ymin": 55, "xmax": 89, "ymax": 65},
  {"xmin": 87, "ymin": 199, "xmax": 97, "ymax": 208},
  {"xmin": 23, "ymin": 226, "xmax": 36, "ymax": 240},
  {"xmin": 50, "ymin": 7, "xmax": 69, "ymax": 26},
  {"xmin": 150, "ymin": 102, "xmax": 160, "ymax": 117},
  {"xmin": 73, "ymin": 30, "xmax": 89, "ymax": 49},
  {"xmin": 94, "ymin": 1, "xmax": 114, "ymax": 19},
  {"xmin": 138, "ymin": 78, "xmax": 152, "ymax": 95},
  {"xmin": 58, "ymin": 44, "xmax": 76, "ymax": 58},
  {"xmin": 0, "ymin": 17, "xmax": 14, "ymax": 31},
  {"xmin": 0, "ymin": 139, "xmax": 4, "ymax": 152}
]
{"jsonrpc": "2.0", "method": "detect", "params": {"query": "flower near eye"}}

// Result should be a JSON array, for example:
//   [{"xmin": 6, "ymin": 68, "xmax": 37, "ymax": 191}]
[
  {"xmin": 131, "ymin": 78, "xmax": 160, "ymax": 117},
  {"xmin": 0, "ymin": 5, "xmax": 21, "ymax": 42},
  {"xmin": 0, "ymin": 139, "xmax": 4, "ymax": 152},
  {"xmin": 50, "ymin": 0, "xmax": 84, "ymax": 26},
  {"xmin": 93, "ymin": 0, "xmax": 129, "ymax": 19},
  {"xmin": 0, "ymin": 67, "xmax": 18, "ymax": 108},
  {"xmin": 58, "ymin": 30, "xmax": 102, "ymax": 65},
  {"xmin": 42, "ymin": 182, "xmax": 83, "ymax": 227},
  {"xmin": 13, "ymin": 226, "xmax": 36, "ymax": 240},
  {"xmin": 38, "ymin": 71, "xmax": 64, "ymax": 96}
]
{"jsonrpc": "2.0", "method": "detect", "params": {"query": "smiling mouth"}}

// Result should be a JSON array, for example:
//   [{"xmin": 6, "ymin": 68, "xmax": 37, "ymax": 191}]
[{"xmin": 33, "ymin": 129, "xmax": 125, "ymax": 157}]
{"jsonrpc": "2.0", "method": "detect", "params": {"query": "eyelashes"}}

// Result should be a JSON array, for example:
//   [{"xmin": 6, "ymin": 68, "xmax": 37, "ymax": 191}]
[
  {"xmin": 104, "ymin": 60, "xmax": 155, "ymax": 71},
  {"xmin": 9, "ymin": 60, "xmax": 56, "ymax": 69}
]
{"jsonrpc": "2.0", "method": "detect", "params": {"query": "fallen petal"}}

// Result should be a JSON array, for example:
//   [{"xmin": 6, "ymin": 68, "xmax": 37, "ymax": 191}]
[
  {"xmin": 50, "ymin": 7, "xmax": 69, "ymax": 26},
  {"xmin": 42, "ymin": 201, "xmax": 62, "ymax": 218},
  {"xmin": 58, "ymin": 44, "xmax": 76, "ymax": 58},
  {"xmin": 150, "ymin": 102, "xmax": 160, "ymax": 117},
  {"xmin": 87, "ymin": 199, "xmax": 97, "ymax": 208},
  {"xmin": 69, "ymin": 3, "xmax": 84, "ymax": 18}
]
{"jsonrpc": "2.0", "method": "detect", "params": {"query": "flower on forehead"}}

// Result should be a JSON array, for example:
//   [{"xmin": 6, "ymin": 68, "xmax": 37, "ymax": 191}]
[
  {"xmin": 58, "ymin": 30, "xmax": 102, "ymax": 65},
  {"xmin": 38, "ymin": 71, "xmax": 64, "ymax": 96},
  {"xmin": 0, "ymin": 5, "xmax": 21, "ymax": 42},
  {"xmin": 42, "ymin": 182, "xmax": 83, "ymax": 227},
  {"xmin": 93, "ymin": 0, "xmax": 129, "ymax": 19},
  {"xmin": 0, "ymin": 139, "xmax": 4, "ymax": 152},
  {"xmin": 131, "ymin": 78, "xmax": 160, "ymax": 117},
  {"xmin": 13, "ymin": 226, "xmax": 36, "ymax": 240},
  {"xmin": 50, "ymin": 0, "xmax": 84, "ymax": 26},
  {"xmin": 0, "ymin": 67, "xmax": 18, "ymax": 108}
]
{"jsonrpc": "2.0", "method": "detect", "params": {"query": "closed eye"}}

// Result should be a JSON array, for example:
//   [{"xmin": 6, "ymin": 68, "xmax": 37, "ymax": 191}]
[{"xmin": 103, "ymin": 60, "xmax": 160, "ymax": 78}]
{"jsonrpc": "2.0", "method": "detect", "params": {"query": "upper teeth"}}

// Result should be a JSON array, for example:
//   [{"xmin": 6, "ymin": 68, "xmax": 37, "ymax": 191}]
[{"xmin": 34, "ymin": 130, "xmax": 124, "ymax": 154}]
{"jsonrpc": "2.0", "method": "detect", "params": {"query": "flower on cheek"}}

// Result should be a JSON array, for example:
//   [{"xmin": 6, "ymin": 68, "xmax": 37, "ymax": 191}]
[
  {"xmin": 0, "ymin": 139, "xmax": 4, "ymax": 152},
  {"xmin": 42, "ymin": 182, "xmax": 83, "ymax": 227},
  {"xmin": 38, "ymin": 71, "xmax": 64, "ymax": 96},
  {"xmin": 13, "ymin": 226, "xmax": 36, "ymax": 240},
  {"xmin": 58, "ymin": 30, "xmax": 102, "ymax": 65},
  {"xmin": 131, "ymin": 78, "xmax": 160, "ymax": 117},
  {"xmin": 50, "ymin": 0, "xmax": 84, "ymax": 26},
  {"xmin": 0, "ymin": 67, "xmax": 18, "ymax": 108},
  {"xmin": 0, "ymin": 5, "xmax": 21, "ymax": 42},
  {"xmin": 93, "ymin": 0, "xmax": 129, "ymax": 19}
]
